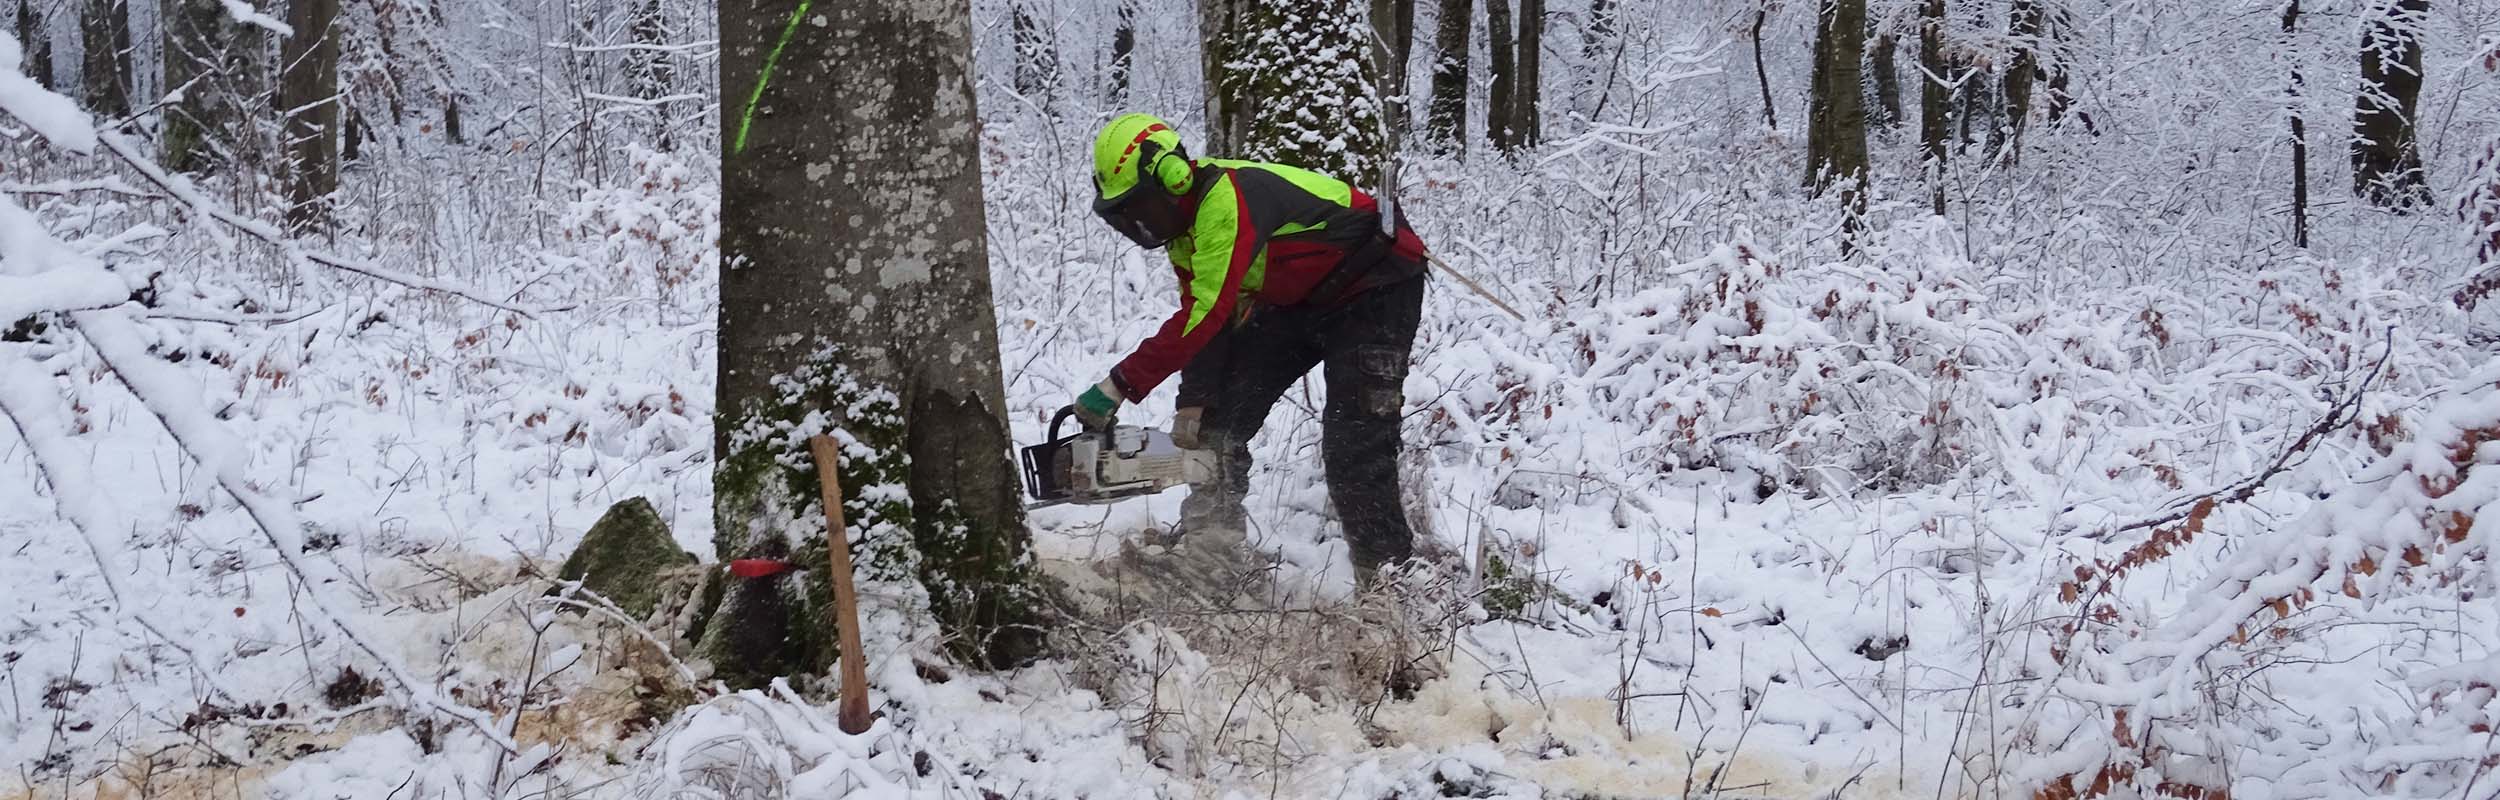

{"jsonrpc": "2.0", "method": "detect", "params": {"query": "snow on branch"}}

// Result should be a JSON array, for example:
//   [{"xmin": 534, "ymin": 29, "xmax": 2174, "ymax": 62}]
[
  {"xmin": 0, "ymin": 33, "xmax": 96, "ymax": 153},
  {"xmin": 93, "ymin": 132, "xmax": 558, "ymax": 317},
  {"xmin": 68, "ymin": 307, "xmax": 523, "ymax": 755}
]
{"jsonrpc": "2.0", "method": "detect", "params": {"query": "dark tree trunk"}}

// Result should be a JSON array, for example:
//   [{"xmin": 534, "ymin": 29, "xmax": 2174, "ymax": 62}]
[
  {"xmin": 1918, "ymin": 0, "xmax": 1948, "ymax": 214},
  {"xmin": 2352, "ymin": 0, "xmax": 2429, "ymax": 210},
  {"xmin": 2001, "ymin": 0, "xmax": 2040, "ymax": 165},
  {"xmin": 19, "ymin": 0, "xmax": 50, "ymax": 89},
  {"xmin": 1871, "ymin": 30, "xmax": 1902, "ymax": 128},
  {"xmin": 79, "ymin": 0, "xmax": 132, "ymax": 121},
  {"xmin": 1369, "ymin": 0, "xmax": 1415, "ymax": 170},
  {"xmin": 627, "ymin": 0, "xmax": 675, "ymax": 151},
  {"xmin": 1200, "ymin": 0, "xmax": 1250, "ymax": 154},
  {"xmin": 162, "ymin": 0, "xmax": 252, "ymax": 172},
  {"xmin": 1425, "ymin": 0, "xmax": 1470, "ymax": 155},
  {"xmin": 2284, "ymin": 0, "xmax": 2310, "ymax": 248},
  {"xmin": 2041, "ymin": 4, "xmax": 2088, "ymax": 132},
  {"xmin": 1514, "ymin": 0, "xmax": 1541, "ymax": 148},
  {"xmin": 443, "ymin": 95, "xmax": 463, "ymax": 144},
  {"xmin": 1806, "ymin": 0, "xmax": 1870, "ymax": 221},
  {"xmin": 1109, "ymin": 1, "xmax": 1135, "ymax": 103},
  {"xmin": 278, "ymin": 0, "xmax": 340, "ymax": 230},
  {"xmin": 720, "ymin": 0, "xmax": 1042, "ymax": 671},
  {"xmin": 1750, "ymin": 3, "xmax": 1776, "ymax": 130},
  {"xmin": 1010, "ymin": 2, "xmax": 1056, "ymax": 100},
  {"xmin": 1486, "ymin": 0, "xmax": 1517, "ymax": 152}
]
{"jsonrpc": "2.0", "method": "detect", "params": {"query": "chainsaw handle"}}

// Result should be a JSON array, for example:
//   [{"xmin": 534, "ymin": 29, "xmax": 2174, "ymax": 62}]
[{"xmin": 1049, "ymin": 404, "xmax": 1114, "ymax": 439}]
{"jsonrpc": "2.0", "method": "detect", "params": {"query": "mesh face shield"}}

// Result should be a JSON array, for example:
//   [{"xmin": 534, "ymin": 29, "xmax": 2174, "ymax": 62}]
[{"xmin": 1094, "ymin": 141, "xmax": 1188, "ymax": 248}]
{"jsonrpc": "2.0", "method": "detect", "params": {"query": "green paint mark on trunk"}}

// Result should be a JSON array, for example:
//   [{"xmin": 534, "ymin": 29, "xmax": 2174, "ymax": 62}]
[{"xmin": 732, "ymin": 0, "xmax": 814, "ymax": 155}]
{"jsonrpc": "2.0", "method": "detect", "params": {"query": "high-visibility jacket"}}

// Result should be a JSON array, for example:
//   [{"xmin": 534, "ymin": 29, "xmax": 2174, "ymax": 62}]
[{"xmin": 1108, "ymin": 158, "xmax": 1427, "ymax": 400}]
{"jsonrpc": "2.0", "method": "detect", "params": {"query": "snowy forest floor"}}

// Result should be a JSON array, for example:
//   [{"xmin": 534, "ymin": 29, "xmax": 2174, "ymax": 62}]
[{"xmin": 10, "ymin": 27, "xmax": 2500, "ymax": 800}]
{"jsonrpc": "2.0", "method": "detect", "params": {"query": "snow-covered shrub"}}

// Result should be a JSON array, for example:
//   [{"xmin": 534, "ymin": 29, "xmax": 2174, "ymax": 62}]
[{"xmin": 560, "ymin": 144, "xmax": 721, "ymax": 322}]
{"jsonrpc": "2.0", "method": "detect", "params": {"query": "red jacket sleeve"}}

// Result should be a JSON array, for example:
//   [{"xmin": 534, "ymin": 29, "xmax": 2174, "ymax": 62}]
[{"xmin": 1110, "ymin": 174, "xmax": 1257, "ymax": 399}]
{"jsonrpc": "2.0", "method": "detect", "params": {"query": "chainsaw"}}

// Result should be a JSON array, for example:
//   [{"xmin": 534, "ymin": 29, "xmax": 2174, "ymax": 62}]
[{"xmin": 1020, "ymin": 406, "xmax": 1215, "ymax": 510}]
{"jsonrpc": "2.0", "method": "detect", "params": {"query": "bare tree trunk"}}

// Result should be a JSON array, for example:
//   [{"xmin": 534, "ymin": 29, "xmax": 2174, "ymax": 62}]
[
  {"xmin": 1109, "ymin": 0, "xmax": 1135, "ymax": 104},
  {"xmin": 2352, "ymin": 0, "xmax": 2429, "ymax": 210},
  {"xmin": 719, "ymin": 0, "xmax": 1043, "ymax": 673},
  {"xmin": 16, "ymin": 0, "xmax": 48, "ymax": 90},
  {"xmin": 2284, "ymin": 0, "xmax": 2310, "ymax": 248},
  {"xmin": 80, "ymin": 0, "xmax": 132, "ymax": 121},
  {"xmin": 1750, "ymin": 3, "xmax": 1775, "ymax": 130},
  {"xmin": 1514, "ymin": 0, "xmax": 1540, "ymax": 148},
  {"xmin": 1918, "ymin": 0, "xmax": 1947, "ymax": 214},
  {"xmin": 1425, "ymin": 0, "xmax": 1470, "ymax": 155},
  {"xmin": 1806, "ymin": 0, "xmax": 1871, "ymax": 254},
  {"xmin": 1485, "ymin": 0, "xmax": 1516, "ymax": 152},
  {"xmin": 162, "ymin": 0, "xmax": 254, "ymax": 172},
  {"xmin": 1011, "ymin": 2, "xmax": 1057, "ymax": 101},
  {"xmin": 627, "ymin": 0, "xmax": 675, "ymax": 150},
  {"xmin": 1871, "ymin": 29, "xmax": 1902, "ymax": 128},
  {"xmin": 279, "ymin": 0, "xmax": 340, "ymax": 230},
  {"xmin": 2001, "ymin": 0, "xmax": 2040, "ymax": 165},
  {"xmin": 1200, "ymin": 0, "xmax": 1250, "ymax": 154},
  {"xmin": 1369, "ymin": 0, "xmax": 1415, "ymax": 168}
]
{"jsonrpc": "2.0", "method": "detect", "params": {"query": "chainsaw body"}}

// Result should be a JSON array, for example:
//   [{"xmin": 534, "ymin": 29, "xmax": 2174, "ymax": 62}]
[{"xmin": 1021, "ymin": 406, "xmax": 1215, "ymax": 509}]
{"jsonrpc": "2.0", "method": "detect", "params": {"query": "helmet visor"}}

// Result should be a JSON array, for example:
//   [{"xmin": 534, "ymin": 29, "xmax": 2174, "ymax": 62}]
[{"xmin": 1095, "ymin": 190, "xmax": 1184, "ymax": 248}]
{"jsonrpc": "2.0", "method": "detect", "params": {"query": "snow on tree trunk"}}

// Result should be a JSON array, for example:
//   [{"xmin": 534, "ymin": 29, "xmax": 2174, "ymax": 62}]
[
  {"xmin": 1219, "ymin": 0, "xmax": 1386, "ymax": 183},
  {"xmin": 1368, "ymin": 0, "xmax": 1413, "ymax": 165},
  {"xmin": 2353, "ymin": 0, "xmax": 2430, "ymax": 211},
  {"xmin": 1010, "ymin": 2, "xmax": 1056, "ymax": 102},
  {"xmin": 2000, "ymin": 0, "xmax": 2040, "ymax": 166},
  {"xmin": 1871, "ymin": 29, "xmax": 1902, "ymax": 129},
  {"xmin": 16, "ymin": 0, "xmax": 49, "ymax": 90},
  {"xmin": 1512, "ymin": 0, "xmax": 1540, "ymax": 149},
  {"xmin": 1109, "ymin": 1, "xmax": 1135, "ymax": 104},
  {"xmin": 1425, "ymin": 0, "xmax": 1469, "ymax": 155},
  {"xmin": 1200, "ymin": 0, "xmax": 1250, "ymax": 154},
  {"xmin": 627, "ymin": 0, "xmax": 676, "ymax": 151},
  {"xmin": 1918, "ymin": 0, "xmax": 1947, "ymax": 215},
  {"xmin": 1806, "ymin": 0, "xmax": 1871, "ymax": 243},
  {"xmin": 718, "ymin": 0, "xmax": 1045, "ymax": 675},
  {"xmin": 279, "ymin": 0, "xmax": 340, "ymax": 230},
  {"xmin": 2285, "ymin": 0, "xmax": 2312, "ymax": 249}
]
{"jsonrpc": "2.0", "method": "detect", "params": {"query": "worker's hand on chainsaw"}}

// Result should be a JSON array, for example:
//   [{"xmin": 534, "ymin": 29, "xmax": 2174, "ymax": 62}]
[
  {"xmin": 1171, "ymin": 407, "xmax": 1204, "ymax": 449},
  {"xmin": 1074, "ymin": 379, "xmax": 1122, "ymax": 430}
]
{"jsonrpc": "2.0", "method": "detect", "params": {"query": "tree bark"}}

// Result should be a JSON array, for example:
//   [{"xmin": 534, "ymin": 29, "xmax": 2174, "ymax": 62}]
[
  {"xmin": 162, "ymin": 0, "xmax": 253, "ymax": 172},
  {"xmin": 2284, "ymin": 0, "xmax": 2310, "ymax": 248},
  {"xmin": 1514, "ymin": 0, "xmax": 1540, "ymax": 148},
  {"xmin": 16, "ymin": 0, "xmax": 47, "ymax": 90},
  {"xmin": 1425, "ymin": 0, "xmax": 1470, "ymax": 155},
  {"xmin": 1918, "ymin": 0, "xmax": 1947, "ymax": 214},
  {"xmin": 720, "ymin": 0, "xmax": 1042, "ymax": 670},
  {"xmin": 1750, "ymin": 3, "xmax": 1776, "ymax": 131},
  {"xmin": 2352, "ymin": 0, "xmax": 2429, "ymax": 210},
  {"xmin": 1871, "ymin": 29, "xmax": 1902, "ymax": 128},
  {"xmin": 627, "ymin": 0, "xmax": 675, "ymax": 150},
  {"xmin": 1369, "ymin": 0, "xmax": 1415, "ymax": 171},
  {"xmin": 1200, "ymin": 0, "xmax": 1250, "ymax": 154},
  {"xmin": 1220, "ymin": 0, "xmax": 1386, "ymax": 181},
  {"xmin": 1109, "ymin": 1, "xmax": 1135, "ymax": 104},
  {"xmin": 1805, "ymin": 0, "xmax": 1870, "ymax": 197},
  {"xmin": 79, "ymin": 0, "xmax": 132, "ymax": 121},
  {"xmin": 1485, "ymin": 0, "xmax": 1517, "ymax": 152},
  {"xmin": 2000, "ymin": 0, "xmax": 2040, "ymax": 165},
  {"xmin": 278, "ymin": 0, "xmax": 340, "ymax": 230},
  {"xmin": 1010, "ymin": 2, "xmax": 1057, "ymax": 101}
]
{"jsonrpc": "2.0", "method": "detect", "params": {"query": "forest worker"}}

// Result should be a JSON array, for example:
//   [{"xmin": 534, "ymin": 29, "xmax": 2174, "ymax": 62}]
[{"xmin": 1072, "ymin": 112, "xmax": 1431, "ymax": 581}]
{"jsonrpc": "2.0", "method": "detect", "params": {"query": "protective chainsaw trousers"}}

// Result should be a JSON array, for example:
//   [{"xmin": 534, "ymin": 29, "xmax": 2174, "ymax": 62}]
[{"xmin": 1173, "ymin": 274, "xmax": 1425, "ymax": 577}]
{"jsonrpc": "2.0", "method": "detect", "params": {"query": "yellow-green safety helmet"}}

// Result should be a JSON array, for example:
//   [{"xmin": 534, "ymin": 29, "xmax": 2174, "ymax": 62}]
[{"xmin": 1092, "ymin": 113, "xmax": 1192, "ymax": 211}]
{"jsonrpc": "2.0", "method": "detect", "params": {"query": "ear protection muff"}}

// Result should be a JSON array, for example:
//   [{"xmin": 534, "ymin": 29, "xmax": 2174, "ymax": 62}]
[{"xmin": 1145, "ymin": 141, "xmax": 1194, "ymax": 196}]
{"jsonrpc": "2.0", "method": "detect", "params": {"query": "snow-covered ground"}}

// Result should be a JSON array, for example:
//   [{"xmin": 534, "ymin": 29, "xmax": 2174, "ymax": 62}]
[{"xmin": 9, "ymin": 2, "xmax": 2500, "ymax": 798}]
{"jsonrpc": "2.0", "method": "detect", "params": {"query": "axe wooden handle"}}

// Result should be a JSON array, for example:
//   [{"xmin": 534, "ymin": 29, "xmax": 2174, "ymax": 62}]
[{"xmin": 807, "ymin": 434, "xmax": 873, "ymax": 735}]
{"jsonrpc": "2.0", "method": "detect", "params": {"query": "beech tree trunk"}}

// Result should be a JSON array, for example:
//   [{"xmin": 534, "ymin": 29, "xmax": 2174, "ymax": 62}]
[
  {"xmin": 1425, "ymin": 0, "xmax": 1470, "ymax": 154},
  {"xmin": 720, "ymin": 0, "xmax": 1043, "ymax": 672},
  {"xmin": 1871, "ymin": 29, "xmax": 1902, "ymax": 128},
  {"xmin": 2352, "ymin": 0, "xmax": 2429, "ymax": 210},
  {"xmin": 278, "ymin": 0, "xmax": 340, "ymax": 229},
  {"xmin": 1513, "ymin": 0, "xmax": 1540, "ymax": 148},
  {"xmin": 1806, "ymin": 0, "xmax": 1871, "ymax": 232},
  {"xmin": 1485, "ymin": 0, "xmax": 1517, "ymax": 152},
  {"xmin": 1918, "ymin": 0, "xmax": 1948, "ymax": 214},
  {"xmin": 79, "ymin": 0, "xmax": 132, "ymax": 121}
]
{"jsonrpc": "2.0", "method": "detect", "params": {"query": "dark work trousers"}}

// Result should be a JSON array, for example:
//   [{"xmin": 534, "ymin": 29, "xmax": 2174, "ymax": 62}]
[{"xmin": 1173, "ymin": 274, "xmax": 1425, "ymax": 577}]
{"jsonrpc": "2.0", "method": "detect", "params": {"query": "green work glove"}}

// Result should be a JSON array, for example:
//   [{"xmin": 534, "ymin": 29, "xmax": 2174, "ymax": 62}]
[{"xmin": 1075, "ymin": 379, "xmax": 1122, "ymax": 429}]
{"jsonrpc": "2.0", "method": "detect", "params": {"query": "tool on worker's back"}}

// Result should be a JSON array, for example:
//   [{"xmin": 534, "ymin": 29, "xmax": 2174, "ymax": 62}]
[{"xmin": 1020, "ymin": 406, "xmax": 1215, "ymax": 510}]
